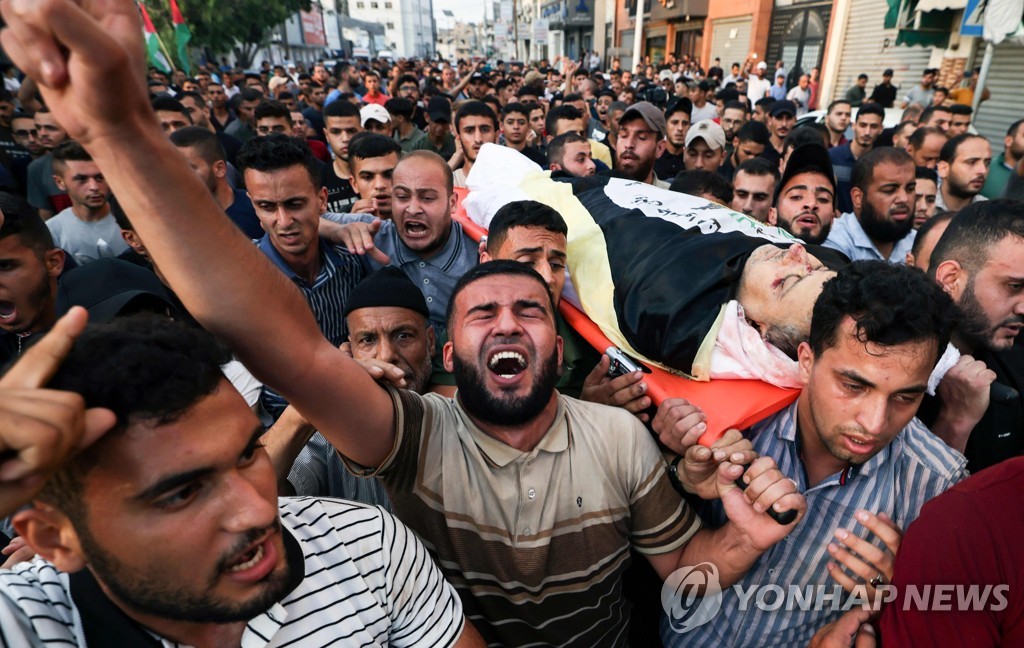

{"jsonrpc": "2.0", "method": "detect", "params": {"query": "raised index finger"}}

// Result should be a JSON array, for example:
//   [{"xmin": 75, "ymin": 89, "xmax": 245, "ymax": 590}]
[{"xmin": 0, "ymin": 307, "xmax": 88, "ymax": 389}]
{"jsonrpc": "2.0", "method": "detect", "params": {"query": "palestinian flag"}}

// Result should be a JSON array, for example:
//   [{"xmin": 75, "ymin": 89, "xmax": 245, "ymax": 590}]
[
  {"xmin": 169, "ymin": 0, "xmax": 193, "ymax": 76},
  {"xmin": 138, "ymin": 2, "xmax": 172, "ymax": 74}
]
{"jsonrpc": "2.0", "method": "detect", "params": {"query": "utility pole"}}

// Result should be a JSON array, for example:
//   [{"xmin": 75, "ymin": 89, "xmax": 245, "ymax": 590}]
[
  {"xmin": 631, "ymin": 0, "xmax": 643, "ymax": 71},
  {"xmin": 513, "ymin": 0, "xmax": 520, "ymax": 60}
]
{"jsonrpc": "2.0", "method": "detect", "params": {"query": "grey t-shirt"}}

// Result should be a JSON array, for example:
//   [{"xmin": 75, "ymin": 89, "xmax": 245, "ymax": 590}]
[
  {"xmin": 45, "ymin": 208, "xmax": 130, "ymax": 264},
  {"xmin": 903, "ymin": 85, "xmax": 935, "ymax": 106}
]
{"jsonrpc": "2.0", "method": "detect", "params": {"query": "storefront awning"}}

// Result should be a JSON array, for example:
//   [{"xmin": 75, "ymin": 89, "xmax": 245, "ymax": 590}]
[
  {"xmin": 885, "ymin": 0, "xmax": 954, "ymax": 46},
  {"xmin": 916, "ymin": 0, "xmax": 966, "ymax": 11}
]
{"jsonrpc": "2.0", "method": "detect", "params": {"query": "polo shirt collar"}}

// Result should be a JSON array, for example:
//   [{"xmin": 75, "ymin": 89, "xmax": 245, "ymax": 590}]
[
  {"xmin": 455, "ymin": 393, "xmax": 570, "ymax": 467},
  {"xmin": 390, "ymin": 219, "xmax": 466, "ymax": 270},
  {"xmin": 258, "ymin": 235, "xmax": 336, "ymax": 284}
]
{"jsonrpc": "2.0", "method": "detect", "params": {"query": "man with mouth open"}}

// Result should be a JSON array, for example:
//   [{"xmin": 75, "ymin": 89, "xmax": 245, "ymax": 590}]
[
  {"xmin": 658, "ymin": 260, "xmax": 968, "ymax": 647},
  {"xmin": 767, "ymin": 143, "xmax": 837, "ymax": 245},
  {"xmin": 0, "ymin": 312, "xmax": 482, "ymax": 648},
  {"xmin": 825, "ymin": 147, "xmax": 918, "ymax": 264}
]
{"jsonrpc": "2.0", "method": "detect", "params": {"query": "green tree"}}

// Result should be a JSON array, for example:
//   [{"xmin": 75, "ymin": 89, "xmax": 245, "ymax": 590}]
[{"xmin": 145, "ymin": 0, "xmax": 312, "ymax": 70}]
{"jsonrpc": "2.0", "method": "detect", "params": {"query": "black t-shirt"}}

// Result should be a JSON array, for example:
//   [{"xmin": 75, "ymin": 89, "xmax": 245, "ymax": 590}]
[
  {"xmin": 869, "ymin": 83, "xmax": 897, "ymax": 108},
  {"xmin": 918, "ymin": 346, "xmax": 1024, "ymax": 473},
  {"xmin": 654, "ymin": 150, "xmax": 686, "ymax": 184},
  {"xmin": 323, "ymin": 163, "xmax": 358, "ymax": 213}
]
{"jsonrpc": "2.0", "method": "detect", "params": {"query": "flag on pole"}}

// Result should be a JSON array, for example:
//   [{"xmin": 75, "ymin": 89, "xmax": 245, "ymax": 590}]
[
  {"xmin": 169, "ymin": 0, "xmax": 193, "ymax": 76},
  {"xmin": 138, "ymin": 2, "xmax": 172, "ymax": 74}
]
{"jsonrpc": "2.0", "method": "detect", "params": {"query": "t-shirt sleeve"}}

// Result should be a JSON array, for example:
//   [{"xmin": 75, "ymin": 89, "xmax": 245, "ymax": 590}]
[
  {"xmin": 880, "ymin": 490, "xmax": 1004, "ymax": 646},
  {"xmin": 340, "ymin": 386, "xmax": 425, "ymax": 496},
  {"xmin": 379, "ymin": 508, "xmax": 465, "ymax": 647},
  {"xmin": 626, "ymin": 416, "xmax": 702, "ymax": 555}
]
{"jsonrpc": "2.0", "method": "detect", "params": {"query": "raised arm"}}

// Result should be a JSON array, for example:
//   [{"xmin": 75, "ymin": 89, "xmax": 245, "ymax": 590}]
[{"xmin": 0, "ymin": 0, "xmax": 396, "ymax": 467}]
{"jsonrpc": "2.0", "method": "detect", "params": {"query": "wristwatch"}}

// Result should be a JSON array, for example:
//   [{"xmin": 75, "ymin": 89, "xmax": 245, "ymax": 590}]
[{"xmin": 666, "ymin": 454, "xmax": 684, "ymax": 490}]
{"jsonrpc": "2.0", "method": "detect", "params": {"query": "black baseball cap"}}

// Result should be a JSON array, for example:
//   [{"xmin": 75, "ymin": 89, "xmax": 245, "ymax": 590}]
[
  {"xmin": 773, "ymin": 143, "xmax": 837, "ymax": 207},
  {"xmin": 426, "ymin": 96, "xmax": 451, "ymax": 123},
  {"xmin": 55, "ymin": 258, "xmax": 178, "ymax": 323},
  {"xmin": 769, "ymin": 100, "xmax": 797, "ymax": 118}
]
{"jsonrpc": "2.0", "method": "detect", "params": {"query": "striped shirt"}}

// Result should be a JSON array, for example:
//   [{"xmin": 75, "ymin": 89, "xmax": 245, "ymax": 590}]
[
  {"xmin": 664, "ymin": 402, "xmax": 968, "ymax": 648},
  {"xmin": 323, "ymin": 214, "xmax": 478, "ymax": 347},
  {"xmin": 0, "ymin": 498, "xmax": 464, "ymax": 647},
  {"xmin": 346, "ymin": 387, "xmax": 702, "ymax": 647},
  {"xmin": 257, "ymin": 236, "xmax": 364, "ymax": 418}
]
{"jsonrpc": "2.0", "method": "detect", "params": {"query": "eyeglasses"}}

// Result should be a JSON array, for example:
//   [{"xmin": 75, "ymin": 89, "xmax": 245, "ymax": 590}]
[
  {"xmin": 400, "ymin": 85, "xmax": 418, "ymax": 92},
  {"xmin": 256, "ymin": 125, "xmax": 289, "ymax": 134}
]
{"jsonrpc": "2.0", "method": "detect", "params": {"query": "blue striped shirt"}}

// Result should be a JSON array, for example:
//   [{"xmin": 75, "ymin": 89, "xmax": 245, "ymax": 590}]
[
  {"xmin": 664, "ymin": 401, "xmax": 968, "ymax": 647},
  {"xmin": 257, "ymin": 236, "xmax": 364, "ymax": 419}
]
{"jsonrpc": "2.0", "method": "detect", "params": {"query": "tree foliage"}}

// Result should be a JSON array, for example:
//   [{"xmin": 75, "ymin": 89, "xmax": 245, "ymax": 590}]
[{"xmin": 144, "ymin": 0, "xmax": 312, "ymax": 70}]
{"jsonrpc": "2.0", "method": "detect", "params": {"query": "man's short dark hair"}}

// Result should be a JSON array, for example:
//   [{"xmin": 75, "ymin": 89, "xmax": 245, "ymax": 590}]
[
  {"xmin": 323, "ymin": 98, "xmax": 360, "ymax": 119},
  {"xmin": 907, "ymin": 126, "xmax": 944, "ymax": 150},
  {"xmin": 929, "ymin": 199, "xmax": 1024, "ymax": 275},
  {"xmin": 0, "ymin": 192, "xmax": 55, "ymax": 254},
  {"xmin": 783, "ymin": 126, "xmax": 829, "ymax": 156},
  {"xmin": 858, "ymin": 74, "xmax": 869, "ymax": 81},
  {"xmin": 665, "ymin": 98, "xmax": 693, "ymax": 120},
  {"xmin": 545, "ymin": 105, "xmax": 583, "ymax": 137},
  {"xmin": 486, "ymin": 200, "xmax": 568, "ymax": 255},
  {"xmin": 446, "ymin": 260, "xmax": 555, "ymax": 336},
  {"xmin": 856, "ymin": 103, "xmax": 885, "ymax": 120},
  {"xmin": 547, "ymin": 131, "xmax": 590, "ymax": 168},
  {"xmin": 454, "ymin": 100, "xmax": 498, "ymax": 131},
  {"xmin": 501, "ymin": 102, "xmax": 531, "ymax": 120},
  {"xmin": 1006, "ymin": 118, "xmax": 1024, "ymax": 139},
  {"xmin": 239, "ymin": 88, "xmax": 264, "ymax": 103},
  {"xmin": 384, "ymin": 97, "xmax": 415, "ymax": 120},
  {"xmin": 948, "ymin": 103, "xmax": 972, "ymax": 117},
  {"xmin": 809, "ymin": 260, "xmax": 956, "ymax": 365},
  {"xmin": 236, "ymin": 134, "xmax": 321, "ymax": 187},
  {"xmin": 175, "ymin": 90, "xmax": 205, "ymax": 107},
  {"xmin": 755, "ymin": 97, "xmax": 776, "ymax": 111},
  {"xmin": 723, "ymin": 99, "xmax": 748, "ymax": 113},
  {"xmin": 851, "ymin": 146, "xmax": 914, "ymax": 193},
  {"xmin": 563, "ymin": 93, "xmax": 583, "ymax": 103},
  {"xmin": 348, "ymin": 131, "xmax": 402, "ymax": 164},
  {"xmin": 151, "ymin": 96, "xmax": 190, "ymax": 117},
  {"xmin": 940, "ymin": 133, "xmax": 986, "ymax": 164},
  {"xmin": 919, "ymin": 105, "xmax": 951, "ymax": 125},
  {"xmin": 826, "ymin": 99, "xmax": 851, "ymax": 114},
  {"xmin": 254, "ymin": 100, "xmax": 290, "ymax": 121},
  {"xmin": 51, "ymin": 139, "xmax": 92, "ymax": 165},
  {"xmin": 169, "ymin": 126, "xmax": 227, "ymax": 165},
  {"xmin": 396, "ymin": 73, "xmax": 418, "ymax": 89},
  {"xmin": 516, "ymin": 86, "xmax": 540, "ymax": 99},
  {"xmin": 37, "ymin": 316, "xmax": 232, "ymax": 522},
  {"xmin": 735, "ymin": 120, "xmax": 771, "ymax": 147},
  {"xmin": 736, "ymin": 156, "xmax": 781, "ymax": 184},
  {"xmin": 669, "ymin": 170, "xmax": 734, "ymax": 204},
  {"xmin": 915, "ymin": 165, "xmax": 939, "ymax": 183}
]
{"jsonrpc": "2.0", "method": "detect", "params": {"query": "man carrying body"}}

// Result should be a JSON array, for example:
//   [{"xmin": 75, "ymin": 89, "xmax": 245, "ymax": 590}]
[
  {"xmin": 547, "ymin": 132, "xmax": 597, "ymax": 177},
  {"xmin": 825, "ymin": 147, "xmax": 916, "ymax": 263},
  {"xmin": 768, "ymin": 143, "xmax": 837, "ymax": 245},
  {"xmin": 615, "ymin": 101, "xmax": 670, "ymax": 188},
  {"xmin": 169, "ymin": 126, "xmax": 263, "ymax": 239},
  {"xmin": 5, "ymin": 12, "xmax": 806, "ymax": 645},
  {"xmin": 829, "ymin": 103, "xmax": 884, "ymax": 214},
  {"xmin": 917, "ymin": 201, "xmax": 1024, "ymax": 472},
  {"xmin": 936, "ymin": 133, "xmax": 991, "ymax": 212},
  {"xmin": 659, "ymin": 260, "xmax": 966, "ymax": 647},
  {"xmin": 44, "ymin": 140, "xmax": 128, "ymax": 264}
]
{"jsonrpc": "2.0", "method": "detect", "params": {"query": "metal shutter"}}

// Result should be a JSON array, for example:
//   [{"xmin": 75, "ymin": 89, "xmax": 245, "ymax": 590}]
[
  {"xmin": 973, "ymin": 43, "xmax": 1024, "ymax": 146},
  {"xmin": 710, "ymin": 16, "xmax": 753, "ymax": 69},
  {"xmin": 832, "ymin": 0, "xmax": 933, "ymax": 103}
]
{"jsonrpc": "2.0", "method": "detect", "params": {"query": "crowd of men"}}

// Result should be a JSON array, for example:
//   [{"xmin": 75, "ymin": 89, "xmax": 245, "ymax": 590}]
[{"xmin": 0, "ymin": 2, "xmax": 1022, "ymax": 646}]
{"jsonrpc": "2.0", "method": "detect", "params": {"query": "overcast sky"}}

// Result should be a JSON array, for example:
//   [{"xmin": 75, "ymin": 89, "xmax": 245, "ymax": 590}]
[{"xmin": 433, "ymin": 0, "xmax": 492, "ymax": 27}]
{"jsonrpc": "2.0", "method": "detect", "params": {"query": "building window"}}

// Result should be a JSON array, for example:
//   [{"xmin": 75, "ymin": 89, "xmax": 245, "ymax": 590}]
[
  {"xmin": 385, "ymin": 1, "xmax": 392, "ymax": 7},
  {"xmin": 386, "ymin": 21, "xmax": 395, "ymax": 29},
  {"xmin": 356, "ymin": 1, "xmax": 364, "ymax": 6},
  {"xmin": 370, "ymin": 1, "xmax": 378, "ymax": 7}
]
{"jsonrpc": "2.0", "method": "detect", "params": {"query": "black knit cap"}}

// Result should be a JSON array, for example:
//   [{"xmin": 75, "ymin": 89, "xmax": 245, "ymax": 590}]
[{"xmin": 343, "ymin": 266, "xmax": 429, "ymax": 318}]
